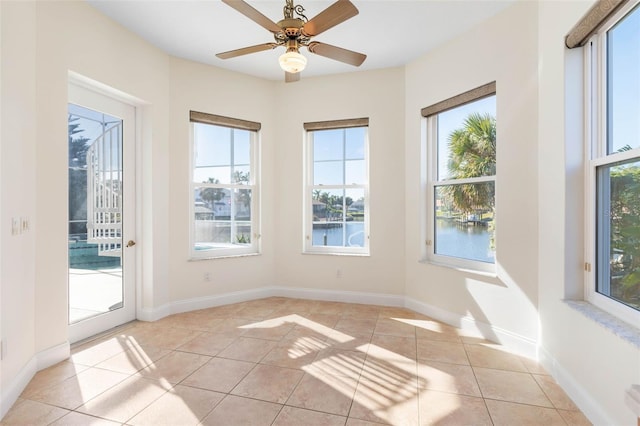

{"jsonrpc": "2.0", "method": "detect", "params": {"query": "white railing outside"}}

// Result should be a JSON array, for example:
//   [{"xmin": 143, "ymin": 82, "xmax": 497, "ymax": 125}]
[{"xmin": 86, "ymin": 123, "xmax": 122, "ymax": 257}]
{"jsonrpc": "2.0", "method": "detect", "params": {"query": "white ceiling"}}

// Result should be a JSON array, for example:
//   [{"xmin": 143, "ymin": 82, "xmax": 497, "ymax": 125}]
[{"xmin": 87, "ymin": 0, "xmax": 516, "ymax": 82}]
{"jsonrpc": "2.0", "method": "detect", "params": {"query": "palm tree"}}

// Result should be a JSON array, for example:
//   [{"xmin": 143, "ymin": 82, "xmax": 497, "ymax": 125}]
[
  {"xmin": 442, "ymin": 112, "xmax": 496, "ymax": 216},
  {"xmin": 200, "ymin": 178, "xmax": 227, "ymax": 208}
]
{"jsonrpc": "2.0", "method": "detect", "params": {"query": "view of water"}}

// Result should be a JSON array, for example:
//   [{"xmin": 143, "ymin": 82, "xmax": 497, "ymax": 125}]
[
  {"xmin": 312, "ymin": 219, "xmax": 494, "ymax": 263},
  {"xmin": 435, "ymin": 218, "xmax": 494, "ymax": 263},
  {"xmin": 312, "ymin": 222, "xmax": 365, "ymax": 247}
]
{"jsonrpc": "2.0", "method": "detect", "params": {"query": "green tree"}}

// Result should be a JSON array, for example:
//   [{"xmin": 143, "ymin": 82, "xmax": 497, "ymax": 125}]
[
  {"xmin": 69, "ymin": 115, "xmax": 91, "ymax": 168},
  {"xmin": 200, "ymin": 178, "xmax": 227, "ymax": 207},
  {"xmin": 442, "ymin": 113, "xmax": 496, "ymax": 216},
  {"xmin": 609, "ymin": 165, "xmax": 640, "ymax": 304},
  {"xmin": 68, "ymin": 116, "xmax": 91, "ymax": 235}
]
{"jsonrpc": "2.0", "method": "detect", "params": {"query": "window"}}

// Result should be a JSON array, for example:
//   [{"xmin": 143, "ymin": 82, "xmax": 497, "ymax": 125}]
[
  {"xmin": 422, "ymin": 83, "xmax": 496, "ymax": 271},
  {"xmin": 304, "ymin": 118, "xmax": 369, "ymax": 255},
  {"xmin": 585, "ymin": 2, "xmax": 640, "ymax": 325},
  {"xmin": 190, "ymin": 111, "xmax": 260, "ymax": 258}
]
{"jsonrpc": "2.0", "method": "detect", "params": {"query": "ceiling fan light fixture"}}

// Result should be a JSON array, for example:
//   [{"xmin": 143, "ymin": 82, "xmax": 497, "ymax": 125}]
[{"xmin": 279, "ymin": 50, "xmax": 307, "ymax": 73}]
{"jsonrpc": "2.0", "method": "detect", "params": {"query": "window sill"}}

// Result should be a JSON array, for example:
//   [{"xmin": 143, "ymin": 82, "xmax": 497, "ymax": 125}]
[
  {"xmin": 565, "ymin": 300, "xmax": 640, "ymax": 349},
  {"xmin": 189, "ymin": 252, "xmax": 261, "ymax": 261},
  {"xmin": 419, "ymin": 259, "xmax": 497, "ymax": 278},
  {"xmin": 302, "ymin": 251, "xmax": 370, "ymax": 257}
]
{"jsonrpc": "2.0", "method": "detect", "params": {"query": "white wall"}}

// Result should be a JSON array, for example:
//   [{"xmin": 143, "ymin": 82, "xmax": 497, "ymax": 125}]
[
  {"xmin": 404, "ymin": 1, "xmax": 540, "ymax": 353},
  {"xmin": 167, "ymin": 57, "xmax": 278, "ymax": 304},
  {"xmin": 1, "ymin": 0, "xmax": 639, "ymax": 423},
  {"xmin": 34, "ymin": 0, "xmax": 173, "ymax": 340},
  {"xmin": 537, "ymin": 1, "xmax": 640, "ymax": 425},
  {"xmin": 1, "ymin": 0, "xmax": 37, "ymax": 414},
  {"xmin": 273, "ymin": 68, "xmax": 406, "ymax": 298}
]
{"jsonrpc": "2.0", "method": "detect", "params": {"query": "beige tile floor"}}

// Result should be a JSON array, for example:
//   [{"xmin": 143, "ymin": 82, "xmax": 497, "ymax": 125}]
[{"xmin": 2, "ymin": 297, "xmax": 592, "ymax": 426}]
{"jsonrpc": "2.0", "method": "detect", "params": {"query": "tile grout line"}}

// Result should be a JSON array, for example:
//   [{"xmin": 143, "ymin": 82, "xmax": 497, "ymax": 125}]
[
  {"xmin": 463, "ymin": 340, "xmax": 496, "ymax": 426},
  {"xmin": 9, "ymin": 298, "xmax": 590, "ymax": 425}
]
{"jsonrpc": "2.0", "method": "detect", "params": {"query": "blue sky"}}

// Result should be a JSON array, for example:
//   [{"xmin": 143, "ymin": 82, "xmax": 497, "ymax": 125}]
[
  {"xmin": 193, "ymin": 123, "xmax": 250, "ymax": 184},
  {"xmin": 68, "ymin": 103, "xmax": 120, "ymax": 143},
  {"xmin": 313, "ymin": 127, "xmax": 365, "ymax": 186},
  {"xmin": 608, "ymin": 4, "xmax": 640, "ymax": 154}
]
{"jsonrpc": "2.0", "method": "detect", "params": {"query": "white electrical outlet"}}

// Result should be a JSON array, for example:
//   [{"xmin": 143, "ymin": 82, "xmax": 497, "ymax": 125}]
[
  {"xmin": 336, "ymin": 269, "xmax": 342, "ymax": 278},
  {"xmin": 204, "ymin": 272, "xmax": 211, "ymax": 282},
  {"xmin": 11, "ymin": 218, "xmax": 20, "ymax": 236},
  {"xmin": 21, "ymin": 217, "xmax": 29, "ymax": 232}
]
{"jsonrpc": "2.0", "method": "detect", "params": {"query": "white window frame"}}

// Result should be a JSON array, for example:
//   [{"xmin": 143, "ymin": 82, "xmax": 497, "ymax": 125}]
[
  {"xmin": 584, "ymin": 0, "xmax": 640, "ymax": 327},
  {"xmin": 423, "ymin": 85, "xmax": 497, "ymax": 273},
  {"xmin": 189, "ymin": 112, "xmax": 260, "ymax": 259},
  {"xmin": 303, "ymin": 119, "xmax": 370, "ymax": 255}
]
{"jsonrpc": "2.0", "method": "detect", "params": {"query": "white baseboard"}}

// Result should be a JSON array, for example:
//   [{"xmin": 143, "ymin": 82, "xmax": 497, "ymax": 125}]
[
  {"xmin": 36, "ymin": 341, "xmax": 70, "ymax": 370},
  {"xmin": 1, "ymin": 341, "xmax": 69, "ymax": 419},
  {"xmin": 271, "ymin": 286, "xmax": 405, "ymax": 307},
  {"xmin": 137, "ymin": 286, "xmax": 405, "ymax": 322},
  {"xmin": 538, "ymin": 346, "xmax": 612, "ymax": 426},
  {"xmin": 1, "ymin": 357, "xmax": 37, "ymax": 419},
  {"xmin": 170, "ymin": 287, "xmax": 275, "ymax": 315},
  {"xmin": 405, "ymin": 297, "xmax": 538, "ymax": 360},
  {"xmin": 137, "ymin": 303, "xmax": 171, "ymax": 322},
  {"xmin": 137, "ymin": 288, "xmax": 535, "ymax": 360}
]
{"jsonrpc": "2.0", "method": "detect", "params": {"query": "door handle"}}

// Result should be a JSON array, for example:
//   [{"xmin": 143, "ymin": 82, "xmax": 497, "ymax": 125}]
[{"xmin": 126, "ymin": 240, "xmax": 136, "ymax": 248}]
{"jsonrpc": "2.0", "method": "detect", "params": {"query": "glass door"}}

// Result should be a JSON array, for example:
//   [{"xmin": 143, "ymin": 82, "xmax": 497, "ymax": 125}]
[{"xmin": 68, "ymin": 83, "xmax": 136, "ymax": 343}]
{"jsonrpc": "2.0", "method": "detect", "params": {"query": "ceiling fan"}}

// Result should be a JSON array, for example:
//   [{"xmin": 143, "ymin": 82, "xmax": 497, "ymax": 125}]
[{"xmin": 216, "ymin": 0, "xmax": 367, "ymax": 82}]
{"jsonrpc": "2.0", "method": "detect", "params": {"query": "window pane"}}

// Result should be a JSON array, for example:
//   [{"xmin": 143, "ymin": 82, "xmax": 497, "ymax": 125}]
[
  {"xmin": 607, "ymin": 5, "xmax": 640, "ymax": 154},
  {"xmin": 346, "ymin": 127, "xmax": 365, "ymax": 160},
  {"xmin": 234, "ymin": 130, "xmax": 251, "ymax": 165},
  {"xmin": 596, "ymin": 160, "xmax": 640, "ymax": 312},
  {"xmin": 345, "ymin": 188, "xmax": 366, "ymax": 247},
  {"xmin": 194, "ymin": 220, "xmax": 231, "ymax": 246},
  {"xmin": 194, "ymin": 123, "xmax": 230, "ymax": 167},
  {"xmin": 195, "ymin": 187, "xmax": 231, "ymax": 218},
  {"xmin": 311, "ymin": 188, "xmax": 345, "ymax": 247},
  {"xmin": 194, "ymin": 166, "xmax": 230, "ymax": 184},
  {"xmin": 311, "ymin": 188, "xmax": 365, "ymax": 248},
  {"xmin": 194, "ymin": 187, "xmax": 253, "ymax": 249},
  {"xmin": 233, "ymin": 166, "xmax": 250, "ymax": 184},
  {"xmin": 193, "ymin": 124, "xmax": 254, "ymax": 185},
  {"xmin": 314, "ymin": 160, "xmax": 344, "ymax": 185},
  {"xmin": 234, "ymin": 188, "xmax": 251, "ymax": 220},
  {"xmin": 436, "ymin": 96, "xmax": 496, "ymax": 181},
  {"xmin": 234, "ymin": 222, "xmax": 252, "ymax": 245},
  {"xmin": 313, "ymin": 129, "xmax": 344, "ymax": 161},
  {"xmin": 434, "ymin": 183, "xmax": 495, "ymax": 263},
  {"xmin": 345, "ymin": 159, "xmax": 365, "ymax": 184},
  {"xmin": 312, "ymin": 189, "xmax": 366, "ymax": 247}
]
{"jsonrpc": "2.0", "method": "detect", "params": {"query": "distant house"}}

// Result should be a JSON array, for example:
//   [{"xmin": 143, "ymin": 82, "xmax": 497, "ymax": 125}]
[
  {"xmin": 312, "ymin": 199, "xmax": 326, "ymax": 219},
  {"xmin": 348, "ymin": 200, "xmax": 364, "ymax": 213},
  {"xmin": 194, "ymin": 202, "xmax": 214, "ymax": 220},
  {"xmin": 213, "ymin": 201, "xmax": 231, "ymax": 218}
]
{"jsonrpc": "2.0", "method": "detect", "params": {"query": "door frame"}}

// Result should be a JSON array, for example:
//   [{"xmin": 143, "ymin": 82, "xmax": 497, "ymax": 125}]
[{"xmin": 67, "ymin": 79, "xmax": 137, "ymax": 343}]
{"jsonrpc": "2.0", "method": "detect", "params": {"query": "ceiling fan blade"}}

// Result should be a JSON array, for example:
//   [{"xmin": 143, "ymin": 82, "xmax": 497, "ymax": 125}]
[
  {"xmin": 221, "ymin": 0, "xmax": 282, "ymax": 34},
  {"xmin": 285, "ymin": 72, "xmax": 300, "ymax": 83},
  {"xmin": 216, "ymin": 43, "xmax": 279, "ymax": 59},
  {"xmin": 302, "ymin": 0, "xmax": 359, "ymax": 37},
  {"xmin": 307, "ymin": 42, "xmax": 366, "ymax": 67}
]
